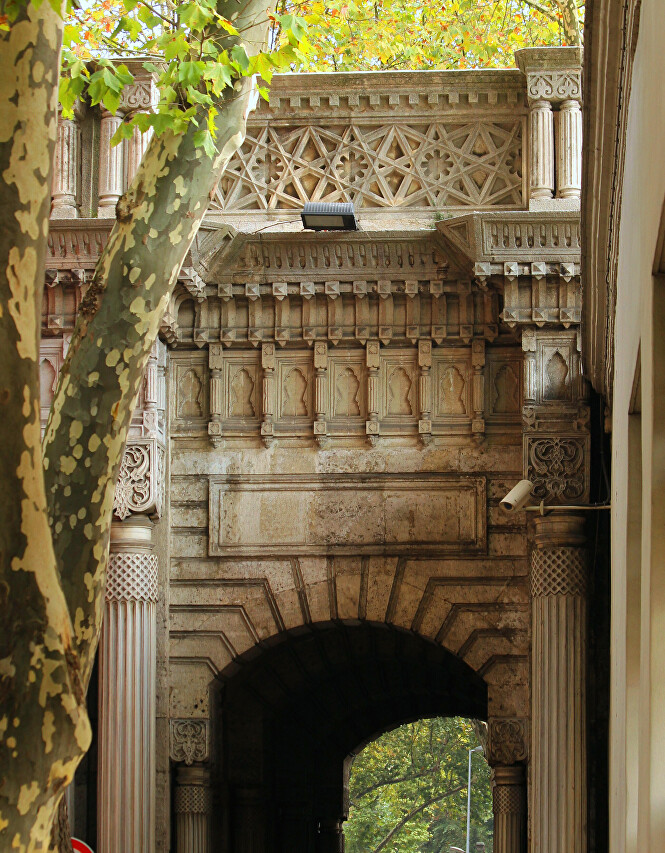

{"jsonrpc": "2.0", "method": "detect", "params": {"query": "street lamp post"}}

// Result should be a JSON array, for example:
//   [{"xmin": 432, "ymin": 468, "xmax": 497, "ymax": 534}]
[{"xmin": 466, "ymin": 745, "xmax": 483, "ymax": 853}]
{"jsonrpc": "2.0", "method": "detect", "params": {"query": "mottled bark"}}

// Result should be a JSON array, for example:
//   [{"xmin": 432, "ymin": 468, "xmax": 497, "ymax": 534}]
[
  {"xmin": 0, "ymin": 2, "xmax": 92, "ymax": 851},
  {"xmin": 42, "ymin": 4, "xmax": 272, "ymax": 680},
  {"xmin": 556, "ymin": 0, "xmax": 582, "ymax": 45}
]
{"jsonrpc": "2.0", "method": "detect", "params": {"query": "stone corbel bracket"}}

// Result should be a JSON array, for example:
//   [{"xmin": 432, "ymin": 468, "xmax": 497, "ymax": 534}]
[
  {"xmin": 170, "ymin": 718, "xmax": 210, "ymax": 766},
  {"xmin": 113, "ymin": 437, "xmax": 164, "ymax": 521}
]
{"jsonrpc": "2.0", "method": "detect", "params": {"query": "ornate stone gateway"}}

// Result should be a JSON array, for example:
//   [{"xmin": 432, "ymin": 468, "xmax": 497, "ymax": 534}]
[{"xmin": 44, "ymin": 47, "xmax": 588, "ymax": 853}]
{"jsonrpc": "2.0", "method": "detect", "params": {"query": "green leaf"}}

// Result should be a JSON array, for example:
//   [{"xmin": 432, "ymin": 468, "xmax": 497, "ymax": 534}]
[
  {"xmin": 231, "ymin": 44, "xmax": 251, "ymax": 73},
  {"xmin": 180, "ymin": 2, "xmax": 214, "ymax": 29},
  {"xmin": 178, "ymin": 60, "xmax": 205, "ymax": 87},
  {"xmin": 110, "ymin": 121, "xmax": 135, "ymax": 147},
  {"xmin": 101, "ymin": 88, "xmax": 121, "ymax": 115},
  {"xmin": 204, "ymin": 62, "xmax": 234, "ymax": 94},
  {"xmin": 193, "ymin": 128, "xmax": 217, "ymax": 158}
]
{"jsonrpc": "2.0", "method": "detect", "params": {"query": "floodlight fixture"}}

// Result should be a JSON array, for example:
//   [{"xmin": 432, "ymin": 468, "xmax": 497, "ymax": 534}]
[{"xmin": 301, "ymin": 202, "xmax": 357, "ymax": 231}]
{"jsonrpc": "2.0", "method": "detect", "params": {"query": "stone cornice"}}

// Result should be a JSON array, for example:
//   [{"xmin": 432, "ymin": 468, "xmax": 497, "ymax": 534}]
[
  {"xmin": 438, "ymin": 211, "xmax": 581, "ymax": 264},
  {"xmin": 256, "ymin": 69, "xmax": 528, "ymax": 119}
]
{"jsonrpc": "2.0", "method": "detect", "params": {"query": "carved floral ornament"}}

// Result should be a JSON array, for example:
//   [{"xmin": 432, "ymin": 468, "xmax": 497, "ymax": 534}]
[
  {"xmin": 526, "ymin": 435, "xmax": 588, "ymax": 503},
  {"xmin": 525, "ymin": 71, "xmax": 581, "ymax": 104},
  {"xmin": 170, "ymin": 719, "xmax": 209, "ymax": 765},
  {"xmin": 113, "ymin": 439, "xmax": 164, "ymax": 521},
  {"xmin": 487, "ymin": 718, "xmax": 528, "ymax": 766}
]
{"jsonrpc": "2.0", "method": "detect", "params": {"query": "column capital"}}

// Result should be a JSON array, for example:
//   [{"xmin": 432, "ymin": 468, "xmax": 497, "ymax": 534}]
[
  {"xmin": 515, "ymin": 47, "xmax": 583, "ymax": 105},
  {"xmin": 486, "ymin": 717, "xmax": 528, "ymax": 767},
  {"xmin": 170, "ymin": 718, "xmax": 210, "ymax": 765}
]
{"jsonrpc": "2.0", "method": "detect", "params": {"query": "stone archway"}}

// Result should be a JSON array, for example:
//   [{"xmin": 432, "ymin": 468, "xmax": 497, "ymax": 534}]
[{"xmin": 214, "ymin": 622, "xmax": 487, "ymax": 853}]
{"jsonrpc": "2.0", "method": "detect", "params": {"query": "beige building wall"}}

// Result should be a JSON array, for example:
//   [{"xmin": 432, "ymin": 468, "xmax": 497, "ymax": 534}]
[{"xmin": 609, "ymin": 2, "xmax": 665, "ymax": 850}]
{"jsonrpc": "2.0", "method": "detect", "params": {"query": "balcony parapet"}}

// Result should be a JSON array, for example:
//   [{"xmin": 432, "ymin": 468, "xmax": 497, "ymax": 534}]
[{"xmin": 49, "ymin": 50, "xmax": 582, "ymax": 227}]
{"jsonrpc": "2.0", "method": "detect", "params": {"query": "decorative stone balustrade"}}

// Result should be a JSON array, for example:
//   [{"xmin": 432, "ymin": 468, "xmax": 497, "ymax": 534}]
[{"xmin": 50, "ymin": 48, "xmax": 582, "ymax": 224}]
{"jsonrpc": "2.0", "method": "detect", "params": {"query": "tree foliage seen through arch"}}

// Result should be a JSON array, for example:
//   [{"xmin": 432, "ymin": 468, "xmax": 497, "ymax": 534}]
[{"xmin": 346, "ymin": 717, "xmax": 493, "ymax": 853}]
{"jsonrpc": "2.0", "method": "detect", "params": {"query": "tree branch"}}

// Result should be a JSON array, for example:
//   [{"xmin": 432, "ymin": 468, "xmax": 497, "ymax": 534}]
[
  {"xmin": 371, "ymin": 786, "xmax": 466, "ymax": 853},
  {"xmin": 354, "ymin": 763, "xmax": 442, "ymax": 801}
]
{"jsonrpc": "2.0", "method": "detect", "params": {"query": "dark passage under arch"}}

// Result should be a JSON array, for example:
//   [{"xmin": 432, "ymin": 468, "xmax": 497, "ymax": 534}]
[{"xmin": 212, "ymin": 622, "xmax": 488, "ymax": 852}]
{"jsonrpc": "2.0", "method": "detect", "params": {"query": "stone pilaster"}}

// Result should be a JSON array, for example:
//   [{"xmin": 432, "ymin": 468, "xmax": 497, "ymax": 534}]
[
  {"xmin": 418, "ymin": 339, "xmax": 432, "ymax": 445},
  {"xmin": 208, "ymin": 344, "xmax": 223, "ymax": 447},
  {"xmin": 261, "ymin": 342, "xmax": 275, "ymax": 447},
  {"xmin": 98, "ymin": 517, "xmax": 157, "ymax": 853},
  {"xmin": 365, "ymin": 340, "xmax": 380, "ymax": 445},
  {"xmin": 556, "ymin": 99, "xmax": 582, "ymax": 199},
  {"xmin": 51, "ymin": 103, "xmax": 84, "ymax": 218},
  {"xmin": 313, "ymin": 341, "xmax": 328, "ymax": 446},
  {"xmin": 492, "ymin": 766, "xmax": 526, "ymax": 853},
  {"xmin": 530, "ymin": 512, "xmax": 587, "ymax": 853},
  {"xmin": 174, "ymin": 765, "xmax": 211, "ymax": 853},
  {"xmin": 98, "ymin": 108, "xmax": 125, "ymax": 216}
]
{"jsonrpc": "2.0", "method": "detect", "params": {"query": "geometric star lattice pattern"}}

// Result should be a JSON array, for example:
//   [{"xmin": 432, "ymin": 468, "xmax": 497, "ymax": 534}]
[{"xmin": 210, "ymin": 120, "xmax": 523, "ymax": 211}]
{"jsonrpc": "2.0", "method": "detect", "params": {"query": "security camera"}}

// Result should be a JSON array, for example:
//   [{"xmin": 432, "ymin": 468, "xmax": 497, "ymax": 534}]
[{"xmin": 500, "ymin": 479, "xmax": 534, "ymax": 512}]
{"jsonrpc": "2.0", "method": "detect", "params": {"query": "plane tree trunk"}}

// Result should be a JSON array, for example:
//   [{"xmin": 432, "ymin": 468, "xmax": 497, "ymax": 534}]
[
  {"xmin": 1, "ymin": 0, "xmax": 271, "ymax": 847},
  {"xmin": 0, "ymin": 2, "xmax": 91, "ymax": 850}
]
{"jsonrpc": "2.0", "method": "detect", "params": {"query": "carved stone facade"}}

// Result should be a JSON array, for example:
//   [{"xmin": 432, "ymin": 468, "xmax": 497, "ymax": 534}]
[{"xmin": 45, "ymin": 48, "xmax": 589, "ymax": 853}]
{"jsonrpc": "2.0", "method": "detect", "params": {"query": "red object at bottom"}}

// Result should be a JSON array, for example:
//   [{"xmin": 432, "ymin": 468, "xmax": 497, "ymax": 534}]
[{"xmin": 71, "ymin": 839, "xmax": 94, "ymax": 853}]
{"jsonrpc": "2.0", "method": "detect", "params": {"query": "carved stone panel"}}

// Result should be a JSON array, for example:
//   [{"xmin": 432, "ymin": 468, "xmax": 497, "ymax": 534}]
[
  {"xmin": 276, "ymin": 352, "xmax": 313, "ymax": 435},
  {"xmin": 328, "ymin": 352, "xmax": 366, "ymax": 435},
  {"xmin": 209, "ymin": 473, "xmax": 487, "ymax": 556},
  {"xmin": 486, "ymin": 349, "xmax": 523, "ymax": 425},
  {"xmin": 525, "ymin": 435, "xmax": 590, "ymax": 503},
  {"xmin": 222, "ymin": 352, "xmax": 261, "ymax": 437},
  {"xmin": 380, "ymin": 351, "xmax": 418, "ymax": 433},
  {"xmin": 171, "ymin": 354, "xmax": 209, "ymax": 435},
  {"xmin": 432, "ymin": 349, "xmax": 471, "ymax": 422}
]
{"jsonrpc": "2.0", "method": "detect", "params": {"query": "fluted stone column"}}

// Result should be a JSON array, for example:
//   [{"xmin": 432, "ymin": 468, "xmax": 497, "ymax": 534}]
[
  {"xmin": 174, "ymin": 765, "xmax": 211, "ymax": 853},
  {"xmin": 98, "ymin": 108, "xmax": 125, "ymax": 216},
  {"xmin": 530, "ymin": 512, "xmax": 587, "ymax": 853},
  {"xmin": 492, "ymin": 765, "xmax": 526, "ymax": 853},
  {"xmin": 98, "ymin": 516, "xmax": 157, "ymax": 853},
  {"xmin": 556, "ymin": 99, "xmax": 582, "ymax": 198},
  {"xmin": 528, "ymin": 100, "xmax": 554, "ymax": 199},
  {"xmin": 51, "ymin": 104, "xmax": 83, "ymax": 217}
]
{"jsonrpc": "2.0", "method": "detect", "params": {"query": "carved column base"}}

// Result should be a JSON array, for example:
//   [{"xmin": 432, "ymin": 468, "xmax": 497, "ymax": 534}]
[
  {"xmin": 492, "ymin": 766, "xmax": 526, "ymax": 853},
  {"xmin": 175, "ymin": 765, "xmax": 211, "ymax": 853}
]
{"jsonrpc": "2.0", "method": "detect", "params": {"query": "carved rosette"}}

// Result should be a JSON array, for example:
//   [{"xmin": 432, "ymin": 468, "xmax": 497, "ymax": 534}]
[
  {"xmin": 170, "ymin": 719, "xmax": 210, "ymax": 766},
  {"xmin": 113, "ymin": 438, "xmax": 164, "ymax": 520}
]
